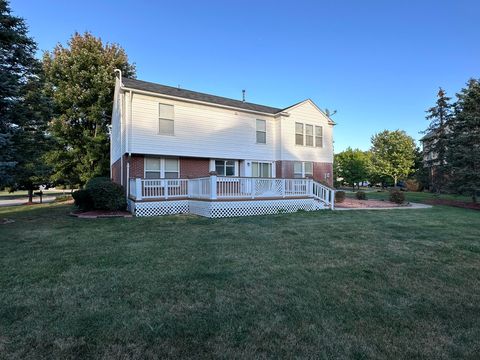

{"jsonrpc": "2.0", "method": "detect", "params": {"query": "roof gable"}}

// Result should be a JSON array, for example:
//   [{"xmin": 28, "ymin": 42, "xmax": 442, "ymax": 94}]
[{"xmin": 282, "ymin": 99, "xmax": 335, "ymax": 125}]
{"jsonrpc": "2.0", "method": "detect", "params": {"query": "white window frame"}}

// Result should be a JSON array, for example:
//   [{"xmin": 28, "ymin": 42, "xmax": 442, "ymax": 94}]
[
  {"xmin": 211, "ymin": 159, "xmax": 238, "ymax": 176},
  {"xmin": 256, "ymin": 119, "xmax": 266, "ymax": 144},
  {"xmin": 144, "ymin": 157, "xmax": 179, "ymax": 179},
  {"xmin": 315, "ymin": 126, "xmax": 323, "ymax": 148},
  {"xmin": 159, "ymin": 103, "xmax": 174, "ymax": 136},
  {"xmin": 295, "ymin": 122, "xmax": 304, "ymax": 146},
  {"xmin": 252, "ymin": 161, "xmax": 273, "ymax": 178},
  {"xmin": 293, "ymin": 161, "xmax": 313, "ymax": 178},
  {"xmin": 305, "ymin": 124, "xmax": 314, "ymax": 147}
]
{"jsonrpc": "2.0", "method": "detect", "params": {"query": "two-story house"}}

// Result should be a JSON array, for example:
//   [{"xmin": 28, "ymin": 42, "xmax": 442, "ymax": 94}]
[{"xmin": 111, "ymin": 71, "xmax": 335, "ymax": 217}]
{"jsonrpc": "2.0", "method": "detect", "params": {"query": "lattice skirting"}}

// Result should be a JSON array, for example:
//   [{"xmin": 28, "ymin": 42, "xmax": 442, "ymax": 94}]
[
  {"xmin": 131, "ymin": 200, "xmax": 190, "ymax": 217},
  {"xmin": 129, "ymin": 198, "xmax": 326, "ymax": 218}
]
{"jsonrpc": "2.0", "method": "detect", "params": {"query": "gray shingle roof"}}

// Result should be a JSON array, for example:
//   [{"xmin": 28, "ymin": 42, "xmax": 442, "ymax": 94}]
[{"xmin": 122, "ymin": 78, "xmax": 283, "ymax": 114}]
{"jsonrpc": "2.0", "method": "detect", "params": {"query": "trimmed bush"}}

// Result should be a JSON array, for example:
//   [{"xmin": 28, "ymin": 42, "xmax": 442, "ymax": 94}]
[
  {"xmin": 389, "ymin": 190, "xmax": 406, "ymax": 204},
  {"xmin": 72, "ymin": 189, "xmax": 93, "ymax": 211},
  {"xmin": 88, "ymin": 179, "xmax": 127, "ymax": 211},
  {"xmin": 85, "ymin": 177, "xmax": 111, "ymax": 190},
  {"xmin": 73, "ymin": 177, "xmax": 126, "ymax": 211},
  {"xmin": 356, "ymin": 191, "xmax": 367, "ymax": 200},
  {"xmin": 335, "ymin": 191, "xmax": 345, "ymax": 203}
]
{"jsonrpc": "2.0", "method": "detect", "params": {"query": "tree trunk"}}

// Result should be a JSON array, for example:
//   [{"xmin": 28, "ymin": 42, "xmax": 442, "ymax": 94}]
[
  {"xmin": 394, "ymin": 176, "xmax": 397, "ymax": 188},
  {"xmin": 28, "ymin": 188, "xmax": 33, "ymax": 203}
]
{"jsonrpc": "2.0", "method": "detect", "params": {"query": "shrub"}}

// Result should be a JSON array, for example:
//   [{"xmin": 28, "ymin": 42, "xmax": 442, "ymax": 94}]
[
  {"xmin": 356, "ymin": 191, "xmax": 367, "ymax": 200},
  {"xmin": 87, "ymin": 178, "xmax": 127, "ymax": 211},
  {"xmin": 73, "ymin": 177, "xmax": 126, "ymax": 211},
  {"xmin": 72, "ymin": 189, "xmax": 93, "ymax": 211},
  {"xmin": 389, "ymin": 190, "xmax": 406, "ymax": 204},
  {"xmin": 85, "ymin": 177, "xmax": 111, "ymax": 190},
  {"xmin": 335, "ymin": 191, "xmax": 345, "ymax": 203}
]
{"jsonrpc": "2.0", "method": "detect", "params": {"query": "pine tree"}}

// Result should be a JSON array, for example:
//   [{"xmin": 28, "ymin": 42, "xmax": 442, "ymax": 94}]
[
  {"xmin": 423, "ymin": 88, "xmax": 453, "ymax": 193},
  {"xmin": 0, "ymin": 0, "xmax": 38, "ymax": 185},
  {"xmin": 447, "ymin": 79, "xmax": 480, "ymax": 202},
  {"xmin": 43, "ymin": 32, "xmax": 136, "ymax": 186}
]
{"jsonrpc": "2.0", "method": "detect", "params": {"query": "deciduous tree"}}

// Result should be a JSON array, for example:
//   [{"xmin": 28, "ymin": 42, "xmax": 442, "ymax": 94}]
[
  {"xmin": 334, "ymin": 148, "xmax": 370, "ymax": 190},
  {"xmin": 370, "ymin": 130, "xmax": 416, "ymax": 186},
  {"xmin": 43, "ymin": 32, "xmax": 135, "ymax": 186}
]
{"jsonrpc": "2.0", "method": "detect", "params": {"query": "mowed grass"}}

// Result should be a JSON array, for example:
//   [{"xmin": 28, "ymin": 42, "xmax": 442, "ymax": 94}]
[
  {"xmin": 344, "ymin": 189, "xmax": 473, "ymax": 203},
  {"xmin": 1, "ymin": 203, "xmax": 479, "ymax": 359}
]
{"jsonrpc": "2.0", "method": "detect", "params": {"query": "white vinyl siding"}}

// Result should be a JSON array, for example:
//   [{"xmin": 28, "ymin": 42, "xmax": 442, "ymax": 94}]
[
  {"xmin": 279, "ymin": 101, "xmax": 333, "ymax": 163},
  {"xmin": 256, "ymin": 119, "xmax": 266, "ymax": 144},
  {"xmin": 252, "ymin": 162, "xmax": 272, "ymax": 177},
  {"xmin": 295, "ymin": 122, "xmax": 304, "ymax": 145},
  {"xmin": 144, "ymin": 157, "xmax": 179, "ymax": 178},
  {"xmin": 130, "ymin": 94, "xmax": 277, "ymax": 160},
  {"xmin": 159, "ymin": 103, "xmax": 174, "ymax": 135},
  {"xmin": 315, "ymin": 126, "xmax": 323, "ymax": 148}
]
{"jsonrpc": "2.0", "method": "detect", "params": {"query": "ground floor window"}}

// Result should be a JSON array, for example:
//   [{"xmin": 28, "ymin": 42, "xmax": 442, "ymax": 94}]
[
  {"xmin": 252, "ymin": 162, "xmax": 272, "ymax": 178},
  {"xmin": 215, "ymin": 160, "xmax": 236, "ymax": 176},
  {"xmin": 294, "ymin": 161, "xmax": 313, "ymax": 178},
  {"xmin": 144, "ymin": 157, "xmax": 179, "ymax": 178}
]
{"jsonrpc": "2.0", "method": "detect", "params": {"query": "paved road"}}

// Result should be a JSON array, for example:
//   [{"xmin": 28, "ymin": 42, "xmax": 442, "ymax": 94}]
[{"xmin": 0, "ymin": 196, "xmax": 57, "ymax": 207}]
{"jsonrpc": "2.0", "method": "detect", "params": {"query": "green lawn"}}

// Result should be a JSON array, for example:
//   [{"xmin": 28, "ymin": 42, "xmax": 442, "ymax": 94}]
[
  {"xmin": 1, "ymin": 203, "xmax": 479, "ymax": 358},
  {"xmin": 344, "ymin": 189, "xmax": 473, "ymax": 203}
]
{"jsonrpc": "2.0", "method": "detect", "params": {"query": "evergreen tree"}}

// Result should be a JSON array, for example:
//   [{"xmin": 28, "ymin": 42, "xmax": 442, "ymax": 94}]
[
  {"xmin": 10, "ymin": 69, "xmax": 53, "ymax": 202},
  {"xmin": 447, "ymin": 79, "xmax": 480, "ymax": 202},
  {"xmin": 43, "ymin": 32, "xmax": 135, "ymax": 186},
  {"xmin": 0, "ymin": 0, "xmax": 38, "ymax": 185},
  {"xmin": 370, "ymin": 130, "xmax": 417, "ymax": 186},
  {"xmin": 423, "ymin": 88, "xmax": 453, "ymax": 193}
]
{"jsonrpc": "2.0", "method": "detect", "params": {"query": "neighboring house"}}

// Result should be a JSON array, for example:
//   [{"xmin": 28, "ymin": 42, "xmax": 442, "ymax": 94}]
[{"xmin": 111, "ymin": 71, "xmax": 335, "ymax": 217}]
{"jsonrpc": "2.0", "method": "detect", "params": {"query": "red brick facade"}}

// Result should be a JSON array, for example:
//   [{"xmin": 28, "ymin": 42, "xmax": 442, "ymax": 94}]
[
  {"xmin": 180, "ymin": 157, "xmax": 210, "ymax": 178},
  {"xmin": 112, "ymin": 155, "xmax": 333, "ymax": 187},
  {"xmin": 276, "ymin": 160, "xmax": 333, "ymax": 186},
  {"xmin": 111, "ymin": 158, "xmax": 121, "ymax": 185}
]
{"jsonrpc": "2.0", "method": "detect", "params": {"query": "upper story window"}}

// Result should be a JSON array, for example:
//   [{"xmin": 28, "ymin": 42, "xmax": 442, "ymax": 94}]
[
  {"xmin": 159, "ymin": 103, "xmax": 174, "ymax": 135},
  {"xmin": 215, "ymin": 160, "xmax": 235, "ymax": 176},
  {"xmin": 252, "ymin": 162, "xmax": 272, "ymax": 178},
  {"xmin": 296, "ymin": 122, "xmax": 324, "ymax": 148},
  {"xmin": 145, "ymin": 157, "xmax": 179, "ymax": 179},
  {"xmin": 295, "ymin": 122, "xmax": 304, "ymax": 145},
  {"xmin": 315, "ymin": 126, "xmax": 323, "ymax": 147},
  {"xmin": 305, "ymin": 124, "xmax": 314, "ymax": 146},
  {"xmin": 256, "ymin": 119, "xmax": 266, "ymax": 144}
]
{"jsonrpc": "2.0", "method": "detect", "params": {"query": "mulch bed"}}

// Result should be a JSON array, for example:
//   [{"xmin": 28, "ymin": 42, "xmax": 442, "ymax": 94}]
[
  {"xmin": 423, "ymin": 199, "xmax": 480, "ymax": 211},
  {"xmin": 70, "ymin": 210, "xmax": 132, "ymax": 219},
  {"xmin": 336, "ymin": 198, "xmax": 406, "ymax": 209}
]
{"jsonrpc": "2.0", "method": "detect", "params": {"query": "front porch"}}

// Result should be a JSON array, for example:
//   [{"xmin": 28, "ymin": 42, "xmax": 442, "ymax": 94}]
[{"xmin": 127, "ymin": 176, "xmax": 335, "ymax": 217}]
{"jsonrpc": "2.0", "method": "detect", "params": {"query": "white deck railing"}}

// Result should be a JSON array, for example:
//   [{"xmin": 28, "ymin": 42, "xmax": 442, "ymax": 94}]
[{"xmin": 128, "ymin": 176, "xmax": 335, "ymax": 208}]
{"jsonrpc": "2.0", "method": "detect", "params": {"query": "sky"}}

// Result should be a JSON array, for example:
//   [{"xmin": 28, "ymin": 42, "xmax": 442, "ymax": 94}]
[{"xmin": 10, "ymin": 0, "xmax": 480, "ymax": 152}]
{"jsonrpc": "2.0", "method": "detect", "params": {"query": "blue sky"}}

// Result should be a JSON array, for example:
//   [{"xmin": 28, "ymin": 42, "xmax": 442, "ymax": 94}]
[{"xmin": 11, "ymin": 0, "xmax": 480, "ymax": 152}]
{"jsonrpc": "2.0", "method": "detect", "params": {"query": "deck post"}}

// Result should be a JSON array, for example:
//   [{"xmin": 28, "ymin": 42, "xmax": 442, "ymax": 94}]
[
  {"xmin": 282, "ymin": 179, "xmax": 286, "ymax": 198},
  {"xmin": 210, "ymin": 175, "xmax": 217, "ymax": 200},
  {"xmin": 164, "ymin": 180, "xmax": 169, "ymax": 199},
  {"xmin": 251, "ymin": 178, "xmax": 255, "ymax": 199},
  {"xmin": 331, "ymin": 189, "xmax": 335, "ymax": 210},
  {"xmin": 135, "ymin": 178, "xmax": 142, "ymax": 200}
]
